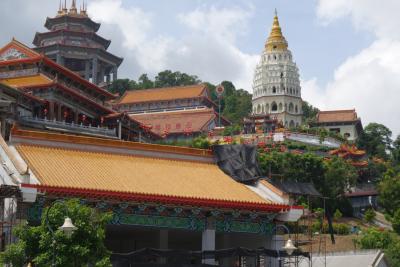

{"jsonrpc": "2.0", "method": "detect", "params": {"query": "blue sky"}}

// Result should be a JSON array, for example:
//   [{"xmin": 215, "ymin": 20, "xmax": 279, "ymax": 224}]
[{"xmin": 0, "ymin": 0, "xmax": 399, "ymax": 136}]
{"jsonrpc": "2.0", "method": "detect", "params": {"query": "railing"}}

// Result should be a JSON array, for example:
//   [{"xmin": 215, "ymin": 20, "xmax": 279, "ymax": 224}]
[
  {"xmin": 211, "ymin": 131, "xmax": 342, "ymax": 148},
  {"xmin": 287, "ymin": 132, "xmax": 341, "ymax": 148},
  {"xmin": 19, "ymin": 116, "xmax": 117, "ymax": 138}
]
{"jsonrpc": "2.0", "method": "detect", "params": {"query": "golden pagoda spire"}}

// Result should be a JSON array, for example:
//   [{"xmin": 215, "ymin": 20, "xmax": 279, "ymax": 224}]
[
  {"xmin": 265, "ymin": 9, "xmax": 288, "ymax": 52},
  {"xmin": 80, "ymin": 0, "xmax": 88, "ymax": 17},
  {"xmin": 57, "ymin": 0, "xmax": 63, "ymax": 16},
  {"xmin": 62, "ymin": 0, "xmax": 68, "ymax": 14},
  {"xmin": 69, "ymin": 0, "xmax": 78, "ymax": 15}
]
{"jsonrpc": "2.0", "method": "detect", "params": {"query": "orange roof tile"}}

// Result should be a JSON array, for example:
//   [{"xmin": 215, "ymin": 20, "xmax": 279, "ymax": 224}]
[
  {"xmin": 118, "ymin": 84, "xmax": 207, "ymax": 105},
  {"xmin": 316, "ymin": 109, "xmax": 358, "ymax": 123},
  {"xmin": 16, "ymin": 144, "xmax": 270, "ymax": 205},
  {"xmin": 130, "ymin": 108, "xmax": 216, "ymax": 135},
  {"xmin": 0, "ymin": 74, "xmax": 53, "ymax": 88}
]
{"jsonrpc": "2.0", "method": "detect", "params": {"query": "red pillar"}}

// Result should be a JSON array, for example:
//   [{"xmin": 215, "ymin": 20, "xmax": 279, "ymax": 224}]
[{"xmin": 49, "ymin": 102, "xmax": 55, "ymax": 121}]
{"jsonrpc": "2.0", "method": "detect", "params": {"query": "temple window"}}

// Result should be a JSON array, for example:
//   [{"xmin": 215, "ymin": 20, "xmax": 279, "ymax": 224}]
[
  {"xmin": 272, "ymin": 86, "xmax": 276, "ymax": 93},
  {"xmin": 278, "ymin": 103, "xmax": 283, "ymax": 111},
  {"xmin": 289, "ymin": 103, "xmax": 294, "ymax": 112},
  {"xmin": 271, "ymin": 102, "xmax": 278, "ymax": 112}
]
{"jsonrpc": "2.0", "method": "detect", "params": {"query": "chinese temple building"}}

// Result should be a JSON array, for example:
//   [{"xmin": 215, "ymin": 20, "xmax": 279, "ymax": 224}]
[
  {"xmin": 243, "ymin": 114, "xmax": 279, "ymax": 134},
  {"xmin": 33, "ymin": 0, "xmax": 123, "ymax": 86},
  {"xmin": 312, "ymin": 109, "xmax": 363, "ymax": 141},
  {"xmin": 328, "ymin": 144, "xmax": 368, "ymax": 167},
  {"xmin": 0, "ymin": 39, "xmax": 153, "ymax": 142},
  {"xmin": 251, "ymin": 10, "xmax": 303, "ymax": 128},
  {"xmin": 115, "ymin": 84, "xmax": 230, "ymax": 140},
  {"xmin": 1, "ymin": 127, "xmax": 304, "ymax": 266}
]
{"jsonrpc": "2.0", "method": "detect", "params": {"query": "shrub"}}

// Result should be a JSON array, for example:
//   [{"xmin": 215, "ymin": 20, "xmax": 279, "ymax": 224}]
[
  {"xmin": 364, "ymin": 208, "xmax": 376, "ymax": 223},
  {"xmin": 333, "ymin": 223, "xmax": 350, "ymax": 235},
  {"xmin": 334, "ymin": 209, "xmax": 343, "ymax": 221},
  {"xmin": 358, "ymin": 228, "xmax": 393, "ymax": 249},
  {"xmin": 391, "ymin": 209, "xmax": 400, "ymax": 235}
]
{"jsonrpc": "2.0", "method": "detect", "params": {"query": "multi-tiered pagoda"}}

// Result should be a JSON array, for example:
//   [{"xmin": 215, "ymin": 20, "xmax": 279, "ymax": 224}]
[{"xmin": 33, "ymin": 0, "xmax": 123, "ymax": 86}]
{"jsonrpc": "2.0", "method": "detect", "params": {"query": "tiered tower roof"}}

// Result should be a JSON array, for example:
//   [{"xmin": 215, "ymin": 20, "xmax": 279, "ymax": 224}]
[{"xmin": 265, "ymin": 9, "xmax": 288, "ymax": 52}]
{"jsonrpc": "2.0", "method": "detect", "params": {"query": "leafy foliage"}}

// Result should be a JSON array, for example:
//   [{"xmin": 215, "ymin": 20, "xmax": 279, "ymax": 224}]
[
  {"xmin": 364, "ymin": 208, "xmax": 376, "ymax": 223},
  {"xmin": 357, "ymin": 123, "xmax": 393, "ymax": 159},
  {"xmin": 191, "ymin": 135, "xmax": 211, "ymax": 149},
  {"xmin": 378, "ymin": 169, "xmax": 400, "ymax": 216},
  {"xmin": 358, "ymin": 228, "xmax": 393, "ymax": 249},
  {"xmin": 257, "ymin": 151, "xmax": 356, "ymax": 215},
  {"xmin": 108, "ymin": 70, "xmax": 201, "ymax": 96},
  {"xmin": 302, "ymin": 101, "xmax": 319, "ymax": 124},
  {"xmin": 154, "ymin": 70, "xmax": 201, "ymax": 88},
  {"xmin": 334, "ymin": 209, "xmax": 343, "ymax": 221},
  {"xmin": 358, "ymin": 228, "xmax": 400, "ymax": 266},
  {"xmin": 392, "ymin": 135, "xmax": 400, "ymax": 165},
  {"xmin": 0, "ymin": 199, "xmax": 112, "ymax": 267},
  {"xmin": 391, "ymin": 209, "xmax": 400, "ymax": 235}
]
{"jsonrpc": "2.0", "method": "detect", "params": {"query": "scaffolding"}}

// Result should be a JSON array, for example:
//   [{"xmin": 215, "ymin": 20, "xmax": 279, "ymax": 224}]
[{"xmin": 0, "ymin": 184, "xmax": 22, "ymax": 251}]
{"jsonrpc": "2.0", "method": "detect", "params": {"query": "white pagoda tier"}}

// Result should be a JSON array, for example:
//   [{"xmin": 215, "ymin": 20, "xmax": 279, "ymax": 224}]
[{"xmin": 252, "ymin": 10, "xmax": 303, "ymax": 128}]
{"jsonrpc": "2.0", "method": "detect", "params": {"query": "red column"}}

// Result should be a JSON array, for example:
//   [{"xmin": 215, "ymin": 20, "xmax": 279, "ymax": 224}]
[{"xmin": 49, "ymin": 102, "xmax": 55, "ymax": 121}]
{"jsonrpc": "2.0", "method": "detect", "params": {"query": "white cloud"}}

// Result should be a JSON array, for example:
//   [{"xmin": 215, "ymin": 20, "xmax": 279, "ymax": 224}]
[
  {"xmin": 88, "ymin": 0, "xmax": 258, "ymax": 90},
  {"xmin": 302, "ymin": 0, "xmax": 400, "ymax": 136},
  {"xmin": 317, "ymin": 0, "xmax": 400, "ymax": 39}
]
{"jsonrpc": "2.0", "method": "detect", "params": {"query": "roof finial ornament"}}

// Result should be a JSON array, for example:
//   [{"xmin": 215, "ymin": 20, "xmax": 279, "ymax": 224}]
[
  {"xmin": 62, "ymin": 0, "xmax": 68, "ymax": 14},
  {"xmin": 69, "ymin": 0, "xmax": 78, "ymax": 14},
  {"xmin": 57, "ymin": 0, "xmax": 63, "ymax": 15},
  {"xmin": 274, "ymin": 8, "xmax": 277, "ymax": 16},
  {"xmin": 80, "ymin": 0, "xmax": 88, "ymax": 16}
]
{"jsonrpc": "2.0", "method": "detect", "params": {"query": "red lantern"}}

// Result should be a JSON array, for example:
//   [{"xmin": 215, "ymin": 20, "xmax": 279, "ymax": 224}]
[
  {"xmin": 82, "ymin": 114, "xmax": 87, "ymax": 122},
  {"xmin": 63, "ymin": 111, "xmax": 68, "ymax": 119},
  {"xmin": 100, "ymin": 116, "xmax": 104, "ymax": 124},
  {"xmin": 43, "ymin": 108, "xmax": 48, "ymax": 116}
]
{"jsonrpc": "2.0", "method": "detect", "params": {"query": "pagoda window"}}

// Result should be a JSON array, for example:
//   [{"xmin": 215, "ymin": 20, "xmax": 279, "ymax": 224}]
[
  {"xmin": 295, "ymin": 105, "xmax": 298, "ymax": 113},
  {"xmin": 289, "ymin": 103, "xmax": 294, "ymax": 113},
  {"xmin": 272, "ymin": 86, "xmax": 276, "ymax": 94},
  {"xmin": 257, "ymin": 104, "xmax": 261, "ymax": 113},
  {"xmin": 278, "ymin": 103, "xmax": 283, "ymax": 111},
  {"xmin": 266, "ymin": 103, "xmax": 269, "ymax": 113},
  {"xmin": 271, "ymin": 102, "xmax": 277, "ymax": 112},
  {"xmin": 261, "ymin": 106, "xmax": 265, "ymax": 113},
  {"xmin": 274, "ymin": 55, "xmax": 277, "ymax": 60}
]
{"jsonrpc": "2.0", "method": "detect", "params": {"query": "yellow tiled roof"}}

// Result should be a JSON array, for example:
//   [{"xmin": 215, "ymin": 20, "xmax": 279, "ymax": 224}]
[
  {"xmin": 0, "ymin": 74, "xmax": 53, "ymax": 88},
  {"xmin": 16, "ymin": 144, "xmax": 269, "ymax": 204},
  {"xmin": 118, "ymin": 84, "xmax": 206, "ymax": 105}
]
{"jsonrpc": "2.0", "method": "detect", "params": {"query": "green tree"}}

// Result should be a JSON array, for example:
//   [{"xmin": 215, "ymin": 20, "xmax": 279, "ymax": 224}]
[
  {"xmin": 108, "ymin": 78, "xmax": 138, "ymax": 96},
  {"xmin": 358, "ymin": 228, "xmax": 393, "ymax": 249},
  {"xmin": 302, "ymin": 101, "xmax": 319, "ymax": 124},
  {"xmin": 334, "ymin": 209, "xmax": 343, "ymax": 221},
  {"xmin": 154, "ymin": 70, "xmax": 201, "ymax": 88},
  {"xmin": 391, "ymin": 209, "xmax": 400, "ymax": 235},
  {"xmin": 364, "ymin": 208, "xmax": 376, "ymax": 223},
  {"xmin": 392, "ymin": 135, "xmax": 400, "ymax": 164},
  {"xmin": 358, "ymin": 228, "xmax": 400, "ymax": 266},
  {"xmin": 378, "ymin": 170, "xmax": 400, "ymax": 216},
  {"xmin": 222, "ymin": 89, "xmax": 252, "ymax": 123},
  {"xmin": 357, "ymin": 123, "xmax": 392, "ymax": 159},
  {"xmin": 0, "ymin": 199, "xmax": 112, "ymax": 267},
  {"xmin": 319, "ymin": 156, "xmax": 357, "ymax": 199},
  {"xmin": 138, "ymin": 74, "xmax": 154, "ymax": 89}
]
